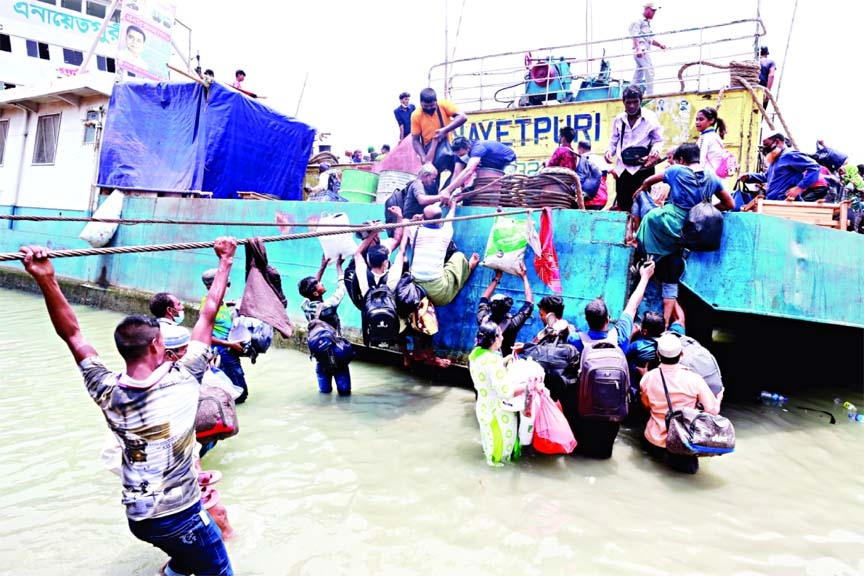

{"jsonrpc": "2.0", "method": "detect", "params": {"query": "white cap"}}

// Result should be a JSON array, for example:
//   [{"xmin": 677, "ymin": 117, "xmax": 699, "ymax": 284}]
[{"xmin": 656, "ymin": 333, "xmax": 682, "ymax": 358}]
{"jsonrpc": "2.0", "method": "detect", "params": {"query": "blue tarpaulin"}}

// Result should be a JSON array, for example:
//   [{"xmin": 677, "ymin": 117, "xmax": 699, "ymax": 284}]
[{"xmin": 97, "ymin": 82, "xmax": 315, "ymax": 200}]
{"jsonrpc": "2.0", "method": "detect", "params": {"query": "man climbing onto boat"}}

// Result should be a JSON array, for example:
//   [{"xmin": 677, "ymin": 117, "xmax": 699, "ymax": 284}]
[
  {"xmin": 407, "ymin": 202, "xmax": 480, "ymax": 307},
  {"xmin": 19, "ymin": 238, "xmax": 237, "ymax": 576}
]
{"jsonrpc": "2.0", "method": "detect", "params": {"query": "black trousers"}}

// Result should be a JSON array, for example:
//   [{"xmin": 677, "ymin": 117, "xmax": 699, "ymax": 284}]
[
  {"xmin": 615, "ymin": 166, "xmax": 656, "ymax": 213},
  {"xmin": 643, "ymin": 438, "xmax": 699, "ymax": 474}
]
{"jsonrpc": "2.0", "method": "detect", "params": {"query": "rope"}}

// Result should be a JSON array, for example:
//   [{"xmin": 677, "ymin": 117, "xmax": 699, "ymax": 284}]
[
  {"xmin": 733, "ymin": 76, "xmax": 797, "ymax": 149},
  {"xmin": 677, "ymin": 60, "xmax": 760, "ymax": 92},
  {"xmin": 0, "ymin": 208, "xmax": 536, "ymax": 262},
  {"xmin": 0, "ymin": 214, "xmax": 401, "ymax": 228}
]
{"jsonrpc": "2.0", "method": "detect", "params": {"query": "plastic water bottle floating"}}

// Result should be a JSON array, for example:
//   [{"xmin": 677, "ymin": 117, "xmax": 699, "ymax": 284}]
[
  {"xmin": 850, "ymin": 413, "xmax": 864, "ymax": 423},
  {"xmin": 760, "ymin": 391, "xmax": 788, "ymax": 405},
  {"xmin": 834, "ymin": 398, "xmax": 857, "ymax": 413}
]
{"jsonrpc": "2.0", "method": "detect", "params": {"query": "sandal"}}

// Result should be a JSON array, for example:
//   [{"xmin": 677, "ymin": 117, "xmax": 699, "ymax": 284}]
[
  {"xmin": 197, "ymin": 470, "xmax": 222, "ymax": 487},
  {"xmin": 200, "ymin": 486, "xmax": 221, "ymax": 510}
]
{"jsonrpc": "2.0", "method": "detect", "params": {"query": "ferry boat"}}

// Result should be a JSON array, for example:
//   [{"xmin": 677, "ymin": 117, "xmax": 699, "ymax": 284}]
[{"xmin": 0, "ymin": 13, "xmax": 860, "ymax": 391}]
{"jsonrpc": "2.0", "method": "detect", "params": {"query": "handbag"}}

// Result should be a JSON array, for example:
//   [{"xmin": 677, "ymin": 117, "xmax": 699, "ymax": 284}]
[
  {"xmin": 618, "ymin": 119, "xmax": 652, "ymax": 167},
  {"xmin": 681, "ymin": 171, "xmax": 724, "ymax": 252},
  {"xmin": 659, "ymin": 368, "xmax": 735, "ymax": 457},
  {"xmin": 430, "ymin": 107, "xmax": 455, "ymax": 173}
]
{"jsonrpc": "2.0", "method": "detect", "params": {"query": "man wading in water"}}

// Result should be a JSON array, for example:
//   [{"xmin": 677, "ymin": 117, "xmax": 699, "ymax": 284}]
[{"xmin": 20, "ymin": 238, "xmax": 238, "ymax": 576}]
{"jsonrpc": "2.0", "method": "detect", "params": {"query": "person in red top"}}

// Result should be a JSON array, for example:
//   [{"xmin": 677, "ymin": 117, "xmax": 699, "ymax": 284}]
[
  {"xmin": 640, "ymin": 333, "xmax": 722, "ymax": 474},
  {"xmin": 547, "ymin": 126, "xmax": 579, "ymax": 171}
]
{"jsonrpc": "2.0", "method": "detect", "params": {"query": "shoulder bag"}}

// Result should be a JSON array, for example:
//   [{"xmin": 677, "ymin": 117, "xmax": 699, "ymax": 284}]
[
  {"xmin": 619, "ymin": 119, "xmax": 651, "ymax": 167},
  {"xmin": 659, "ymin": 367, "xmax": 735, "ymax": 457},
  {"xmin": 430, "ymin": 107, "xmax": 455, "ymax": 173}
]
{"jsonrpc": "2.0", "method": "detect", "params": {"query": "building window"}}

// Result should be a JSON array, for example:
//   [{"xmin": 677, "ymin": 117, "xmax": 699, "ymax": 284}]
[
  {"xmin": 63, "ymin": 48, "xmax": 84, "ymax": 66},
  {"xmin": 83, "ymin": 110, "xmax": 99, "ymax": 144},
  {"xmin": 110, "ymin": 7, "xmax": 120, "ymax": 23},
  {"xmin": 0, "ymin": 120, "xmax": 8, "ymax": 166},
  {"xmin": 26, "ymin": 40, "xmax": 50, "ymax": 60},
  {"xmin": 33, "ymin": 114, "xmax": 61, "ymax": 165},
  {"xmin": 85, "ymin": 0, "xmax": 105, "ymax": 18},
  {"xmin": 96, "ymin": 55, "xmax": 116, "ymax": 73},
  {"xmin": 60, "ymin": 0, "xmax": 82, "ymax": 12},
  {"xmin": 0, "ymin": 34, "xmax": 11, "ymax": 53},
  {"xmin": 35, "ymin": 0, "xmax": 57, "ymax": 4}
]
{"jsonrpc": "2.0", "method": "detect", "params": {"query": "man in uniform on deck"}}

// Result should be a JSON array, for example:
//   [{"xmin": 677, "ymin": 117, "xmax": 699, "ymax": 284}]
[
  {"xmin": 629, "ymin": 2, "xmax": 666, "ymax": 96},
  {"xmin": 18, "ymin": 238, "xmax": 238, "ymax": 576}
]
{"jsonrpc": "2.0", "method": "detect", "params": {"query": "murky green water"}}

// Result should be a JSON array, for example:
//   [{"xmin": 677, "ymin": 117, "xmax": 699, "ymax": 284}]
[{"xmin": 1, "ymin": 288, "xmax": 863, "ymax": 575}]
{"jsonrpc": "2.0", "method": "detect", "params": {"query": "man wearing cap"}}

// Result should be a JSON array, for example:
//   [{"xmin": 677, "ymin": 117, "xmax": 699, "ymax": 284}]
[
  {"xmin": 201, "ymin": 269, "xmax": 249, "ymax": 403},
  {"xmin": 629, "ymin": 2, "xmax": 666, "ymax": 96},
  {"xmin": 475, "ymin": 264, "xmax": 534, "ymax": 357},
  {"xmin": 759, "ymin": 46, "xmax": 776, "ymax": 91},
  {"xmin": 307, "ymin": 162, "xmax": 342, "ymax": 202},
  {"xmin": 639, "ymin": 332, "xmax": 722, "ymax": 474},
  {"xmin": 739, "ymin": 133, "xmax": 822, "ymax": 201},
  {"xmin": 18, "ymin": 237, "xmax": 238, "ymax": 574}
]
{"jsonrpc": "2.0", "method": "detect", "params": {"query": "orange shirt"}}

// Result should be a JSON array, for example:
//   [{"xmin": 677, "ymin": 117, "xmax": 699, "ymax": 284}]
[
  {"xmin": 640, "ymin": 363, "xmax": 721, "ymax": 448},
  {"xmin": 410, "ymin": 100, "xmax": 460, "ymax": 147}
]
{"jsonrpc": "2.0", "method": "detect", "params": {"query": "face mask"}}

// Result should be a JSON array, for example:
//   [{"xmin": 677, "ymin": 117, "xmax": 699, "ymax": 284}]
[
  {"xmin": 459, "ymin": 154, "xmax": 469, "ymax": 163},
  {"xmin": 760, "ymin": 144, "xmax": 776, "ymax": 156},
  {"xmin": 173, "ymin": 310, "xmax": 184, "ymax": 325}
]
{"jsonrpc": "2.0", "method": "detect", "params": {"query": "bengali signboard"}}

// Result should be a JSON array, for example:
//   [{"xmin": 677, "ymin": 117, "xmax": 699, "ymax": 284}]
[
  {"xmin": 0, "ymin": 1, "xmax": 120, "ymax": 51},
  {"xmin": 116, "ymin": 0, "xmax": 178, "ymax": 81}
]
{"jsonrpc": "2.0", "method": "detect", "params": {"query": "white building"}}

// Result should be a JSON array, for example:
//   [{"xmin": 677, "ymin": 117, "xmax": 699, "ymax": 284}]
[{"xmin": 0, "ymin": 74, "xmax": 113, "ymax": 213}]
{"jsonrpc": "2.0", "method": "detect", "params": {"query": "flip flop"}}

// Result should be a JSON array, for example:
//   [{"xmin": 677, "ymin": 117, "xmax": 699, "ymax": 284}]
[
  {"xmin": 197, "ymin": 470, "xmax": 222, "ymax": 487},
  {"xmin": 200, "ymin": 486, "xmax": 221, "ymax": 510}
]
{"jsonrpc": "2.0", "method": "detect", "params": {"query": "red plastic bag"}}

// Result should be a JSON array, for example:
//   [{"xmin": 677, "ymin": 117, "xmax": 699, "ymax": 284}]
[
  {"xmin": 533, "ymin": 207, "xmax": 562, "ymax": 293},
  {"xmin": 532, "ymin": 388, "xmax": 577, "ymax": 454}
]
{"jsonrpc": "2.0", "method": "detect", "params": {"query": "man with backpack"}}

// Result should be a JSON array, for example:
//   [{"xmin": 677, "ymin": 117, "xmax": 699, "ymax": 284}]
[
  {"xmin": 298, "ymin": 255, "xmax": 353, "ymax": 395},
  {"xmin": 307, "ymin": 162, "xmax": 344, "ymax": 202},
  {"xmin": 570, "ymin": 259, "xmax": 655, "ymax": 459},
  {"xmin": 402, "ymin": 163, "xmax": 449, "ymax": 220},
  {"xmin": 353, "ymin": 210, "xmax": 409, "ymax": 349}
]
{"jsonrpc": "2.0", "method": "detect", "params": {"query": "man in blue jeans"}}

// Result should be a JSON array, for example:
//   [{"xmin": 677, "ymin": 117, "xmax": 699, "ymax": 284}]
[
  {"xmin": 201, "ymin": 269, "xmax": 248, "ymax": 403},
  {"xmin": 19, "ymin": 238, "xmax": 236, "ymax": 576}
]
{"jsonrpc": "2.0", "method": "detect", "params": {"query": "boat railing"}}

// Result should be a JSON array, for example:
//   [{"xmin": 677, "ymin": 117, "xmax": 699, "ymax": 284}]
[{"xmin": 427, "ymin": 18, "xmax": 767, "ymax": 111}]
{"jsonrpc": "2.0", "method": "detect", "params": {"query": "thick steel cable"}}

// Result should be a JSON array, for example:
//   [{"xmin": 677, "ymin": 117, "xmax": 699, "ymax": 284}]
[{"xmin": 0, "ymin": 208, "xmax": 536, "ymax": 262}]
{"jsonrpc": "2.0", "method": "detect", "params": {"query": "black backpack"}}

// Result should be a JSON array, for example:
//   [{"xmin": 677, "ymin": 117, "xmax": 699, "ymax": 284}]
[
  {"xmin": 384, "ymin": 185, "xmax": 408, "ymax": 238},
  {"xmin": 328, "ymin": 172, "xmax": 341, "ymax": 194},
  {"xmin": 522, "ymin": 338, "xmax": 581, "ymax": 403},
  {"xmin": 362, "ymin": 284, "xmax": 399, "ymax": 347},
  {"xmin": 307, "ymin": 318, "xmax": 354, "ymax": 374}
]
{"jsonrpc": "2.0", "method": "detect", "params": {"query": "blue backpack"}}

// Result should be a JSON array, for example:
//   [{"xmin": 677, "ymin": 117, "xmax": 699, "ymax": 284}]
[{"xmin": 307, "ymin": 319, "xmax": 354, "ymax": 374}]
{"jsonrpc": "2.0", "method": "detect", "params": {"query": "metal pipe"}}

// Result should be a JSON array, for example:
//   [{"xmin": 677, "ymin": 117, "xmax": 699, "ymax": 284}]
[
  {"xmin": 8, "ymin": 105, "xmax": 31, "ymax": 229},
  {"xmin": 78, "ymin": 0, "xmax": 122, "ymax": 75}
]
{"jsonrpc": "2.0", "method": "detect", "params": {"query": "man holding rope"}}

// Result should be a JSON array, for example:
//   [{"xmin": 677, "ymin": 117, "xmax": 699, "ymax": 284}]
[{"xmin": 19, "ymin": 237, "xmax": 237, "ymax": 576}]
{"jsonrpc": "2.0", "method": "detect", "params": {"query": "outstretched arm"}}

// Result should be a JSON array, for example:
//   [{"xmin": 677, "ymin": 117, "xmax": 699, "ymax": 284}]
[
  {"xmin": 20, "ymin": 246, "xmax": 97, "ymax": 364},
  {"xmin": 192, "ymin": 237, "xmax": 237, "ymax": 345},
  {"xmin": 443, "ymin": 157, "xmax": 481, "ymax": 196},
  {"xmin": 481, "ymin": 269, "xmax": 503, "ymax": 300},
  {"xmin": 519, "ymin": 261, "xmax": 534, "ymax": 305},
  {"xmin": 315, "ymin": 253, "xmax": 330, "ymax": 283},
  {"xmin": 623, "ymin": 260, "xmax": 655, "ymax": 319}
]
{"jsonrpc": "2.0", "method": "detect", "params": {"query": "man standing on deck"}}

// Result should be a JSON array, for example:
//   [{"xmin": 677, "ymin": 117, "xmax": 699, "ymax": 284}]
[
  {"xmin": 19, "ymin": 238, "xmax": 237, "ymax": 576},
  {"xmin": 394, "ymin": 92, "xmax": 415, "ymax": 142},
  {"xmin": 411, "ymin": 88, "xmax": 468, "ymax": 181},
  {"xmin": 201, "ymin": 269, "xmax": 249, "ymax": 404},
  {"xmin": 605, "ymin": 85, "xmax": 665, "ymax": 240},
  {"xmin": 629, "ymin": 2, "xmax": 666, "ymax": 96}
]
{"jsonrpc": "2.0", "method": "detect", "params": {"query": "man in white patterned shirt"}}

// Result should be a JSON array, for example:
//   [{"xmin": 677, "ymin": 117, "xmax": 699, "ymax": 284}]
[{"xmin": 19, "ymin": 238, "xmax": 238, "ymax": 576}]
